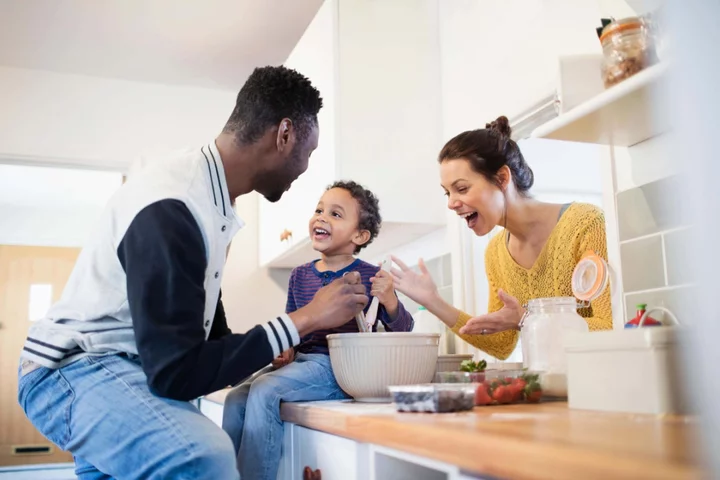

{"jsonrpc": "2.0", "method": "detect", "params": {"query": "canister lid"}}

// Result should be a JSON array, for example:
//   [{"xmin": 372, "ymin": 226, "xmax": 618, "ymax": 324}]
[
  {"xmin": 572, "ymin": 251, "xmax": 609, "ymax": 303},
  {"xmin": 599, "ymin": 17, "xmax": 643, "ymax": 43}
]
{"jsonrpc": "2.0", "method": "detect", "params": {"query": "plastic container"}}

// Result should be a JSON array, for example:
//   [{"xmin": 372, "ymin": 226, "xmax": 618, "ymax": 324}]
[
  {"xmin": 476, "ymin": 370, "xmax": 543, "ymax": 406},
  {"xmin": 435, "ymin": 370, "xmax": 544, "ymax": 406},
  {"xmin": 565, "ymin": 307, "xmax": 685, "ymax": 414},
  {"xmin": 389, "ymin": 384, "xmax": 475, "ymax": 413},
  {"xmin": 600, "ymin": 16, "xmax": 658, "ymax": 88},
  {"xmin": 434, "ymin": 371, "xmax": 486, "ymax": 384}
]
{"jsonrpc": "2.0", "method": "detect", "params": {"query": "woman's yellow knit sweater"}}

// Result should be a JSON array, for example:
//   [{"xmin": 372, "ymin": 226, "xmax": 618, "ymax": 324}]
[{"xmin": 452, "ymin": 203, "xmax": 613, "ymax": 360}]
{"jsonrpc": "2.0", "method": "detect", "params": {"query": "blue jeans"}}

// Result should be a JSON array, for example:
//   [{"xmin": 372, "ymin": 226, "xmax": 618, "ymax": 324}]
[
  {"xmin": 17, "ymin": 354, "xmax": 238, "ymax": 480},
  {"xmin": 222, "ymin": 352, "xmax": 349, "ymax": 480}
]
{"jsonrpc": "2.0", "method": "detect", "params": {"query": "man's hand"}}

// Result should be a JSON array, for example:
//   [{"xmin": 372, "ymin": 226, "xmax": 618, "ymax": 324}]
[
  {"xmin": 271, "ymin": 348, "xmax": 295, "ymax": 369},
  {"xmin": 288, "ymin": 272, "xmax": 368, "ymax": 336}
]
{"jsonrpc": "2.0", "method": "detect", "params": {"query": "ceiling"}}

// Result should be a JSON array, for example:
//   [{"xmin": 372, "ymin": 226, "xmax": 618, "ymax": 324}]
[
  {"xmin": 0, "ymin": 0, "xmax": 323, "ymax": 90},
  {"xmin": 0, "ymin": 164, "xmax": 122, "ymax": 209}
]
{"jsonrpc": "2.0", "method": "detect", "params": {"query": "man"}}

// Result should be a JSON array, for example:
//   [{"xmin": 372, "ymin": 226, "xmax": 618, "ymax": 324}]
[{"xmin": 17, "ymin": 66, "xmax": 368, "ymax": 480}]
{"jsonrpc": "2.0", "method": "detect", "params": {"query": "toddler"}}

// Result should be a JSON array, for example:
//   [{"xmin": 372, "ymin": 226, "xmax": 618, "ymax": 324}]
[{"xmin": 222, "ymin": 180, "xmax": 414, "ymax": 480}]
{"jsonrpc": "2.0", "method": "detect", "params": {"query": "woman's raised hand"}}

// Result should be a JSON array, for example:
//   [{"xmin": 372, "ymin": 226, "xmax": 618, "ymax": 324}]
[{"xmin": 389, "ymin": 256, "xmax": 440, "ymax": 308}]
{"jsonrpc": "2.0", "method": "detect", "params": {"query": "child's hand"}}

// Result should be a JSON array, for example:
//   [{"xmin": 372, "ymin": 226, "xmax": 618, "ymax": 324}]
[
  {"xmin": 271, "ymin": 348, "xmax": 295, "ymax": 369},
  {"xmin": 370, "ymin": 269, "xmax": 398, "ymax": 317}
]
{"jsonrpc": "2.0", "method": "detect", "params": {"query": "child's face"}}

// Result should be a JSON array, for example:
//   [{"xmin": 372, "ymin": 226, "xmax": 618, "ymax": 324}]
[{"xmin": 309, "ymin": 188, "xmax": 370, "ymax": 255}]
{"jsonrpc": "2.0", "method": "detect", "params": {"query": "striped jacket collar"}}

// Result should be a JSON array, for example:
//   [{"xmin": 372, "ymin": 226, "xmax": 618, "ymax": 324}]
[{"xmin": 200, "ymin": 141, "xmax": 240, "ymax": 224}]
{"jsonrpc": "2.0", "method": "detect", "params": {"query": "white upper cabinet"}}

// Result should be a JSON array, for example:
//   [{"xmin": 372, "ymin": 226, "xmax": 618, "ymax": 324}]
[{"xmin": 260, "ymin": 0, "xmax": 446, "ymax": 268}]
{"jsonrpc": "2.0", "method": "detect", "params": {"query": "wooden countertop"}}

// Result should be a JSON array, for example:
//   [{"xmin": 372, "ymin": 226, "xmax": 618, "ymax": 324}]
[{"xmin": 203, "ymin": 390, "xmax": 704, "ymax": 479}]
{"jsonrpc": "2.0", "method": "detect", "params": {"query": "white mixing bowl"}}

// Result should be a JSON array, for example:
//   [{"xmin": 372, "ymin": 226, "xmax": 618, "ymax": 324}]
[{"xmin": 327, "ymin": 332, "xmax": 440, "ymax": 402}]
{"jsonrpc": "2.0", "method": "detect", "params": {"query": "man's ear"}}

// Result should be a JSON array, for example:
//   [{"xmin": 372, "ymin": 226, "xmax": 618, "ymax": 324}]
[
  {"xmin": 352, "ymin": 229, "xmax": 371, "ymax": 249},
  {"xmin": 276, "ymin": 118, "xmax": 296, "ymax": 153}
]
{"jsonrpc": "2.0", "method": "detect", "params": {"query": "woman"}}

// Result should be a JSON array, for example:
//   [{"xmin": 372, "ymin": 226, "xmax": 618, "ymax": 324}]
[{"xmin": 392, "ymin": 116, "xmax": 612, "ymax": 360}]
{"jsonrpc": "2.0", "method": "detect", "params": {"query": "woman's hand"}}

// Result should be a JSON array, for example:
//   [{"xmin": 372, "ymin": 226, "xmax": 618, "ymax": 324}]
[
  {"xmin": 389, "ymin": 256, "xmax": 440, "ymax": 308},
  {"xmin": 271, "ymin": 348, "xmax": 295, "ymax": 369},
  {"xmin": 370, "ymin": 270, "xmax": 398, "ymax": 316},
  {"xmin": 458, "ymin": 290, "xmax": 525, "ymax": 335}
]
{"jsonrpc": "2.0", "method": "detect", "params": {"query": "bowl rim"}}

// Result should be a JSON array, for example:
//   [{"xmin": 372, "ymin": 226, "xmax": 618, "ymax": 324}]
[{"xmin": 326, "ymin": 332, "xmax": 441, "ymax": 340}]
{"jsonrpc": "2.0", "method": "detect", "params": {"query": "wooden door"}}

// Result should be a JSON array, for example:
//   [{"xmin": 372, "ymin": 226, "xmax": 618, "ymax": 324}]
[{"xmin": 0, "ymin": 245, "xmax": 80, "ymax": 466}]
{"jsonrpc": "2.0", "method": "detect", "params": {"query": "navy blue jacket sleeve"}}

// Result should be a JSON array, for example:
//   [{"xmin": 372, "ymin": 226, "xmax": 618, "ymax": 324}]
[
  {"xmin": 209, "ymin": 290, "xmax": 231, "ymax": 340},
  {"xmin": 117, "ymin": 200, "xmax": 296, "ymax": 400}
]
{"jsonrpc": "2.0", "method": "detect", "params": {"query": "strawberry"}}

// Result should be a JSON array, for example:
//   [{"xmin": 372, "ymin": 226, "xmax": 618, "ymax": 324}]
[
  {"xmin": 492, "ymin": 385, "xmax": 513, "ymax": 404},
  {"xmin": 524, "ymin": 382, "xmax": 543, "ymax": 403},
  {"xmin": 474, "ymin": 384, "xmax": 492, "ymax": 406},
  {"xmin": 513, "ymin": 378, "xmax": 527, "ymax": 390},
  {"xmin": 526, "ymin": 390, "xmax": 542, "ymax": 403},
  {"xmin": 508, "ymin": 383, "xmax": 524, "ymax": 402}
]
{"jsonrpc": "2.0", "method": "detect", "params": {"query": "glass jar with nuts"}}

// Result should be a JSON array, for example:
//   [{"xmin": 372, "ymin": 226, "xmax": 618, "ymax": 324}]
[{"xmin": 600, "ymin": 17, "xmax": 658, "ymax": 88}]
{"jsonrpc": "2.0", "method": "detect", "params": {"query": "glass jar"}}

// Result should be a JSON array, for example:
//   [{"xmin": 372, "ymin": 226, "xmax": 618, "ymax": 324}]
[
  {"xmin": 600, "ymin": 17, "xmax": 658, "ymax": 88},
  {"xmin": 521, "ymin": 297, "xmax": 589, "ymax": 397}
]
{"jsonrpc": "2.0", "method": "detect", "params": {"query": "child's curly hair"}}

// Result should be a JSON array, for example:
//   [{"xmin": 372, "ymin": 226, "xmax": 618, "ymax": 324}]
[{"xmin": 327, "ymin": 180, "xmax": 382, "ymax": 253}]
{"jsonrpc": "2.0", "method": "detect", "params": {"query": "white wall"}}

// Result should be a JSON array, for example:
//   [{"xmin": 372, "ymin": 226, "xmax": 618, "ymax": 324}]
[
  {"xmin": 222, "ymin": 192, "xmax": 291, "ymax": 333},
  {"xmin": 0, "ymin": 66, "xmax": 235, "ymax": 169},
  {"xmin": 0, "ymin": 205, "xmax": 105, "ymax": 247},
  {"xmin": 0, "ymin": 164, "xmax": 123, "ymax": 247}
]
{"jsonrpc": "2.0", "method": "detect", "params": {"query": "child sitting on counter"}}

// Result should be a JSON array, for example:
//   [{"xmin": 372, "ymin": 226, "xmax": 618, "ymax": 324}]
[{"xmin": 222, "ymin": 180, "xmax": 414, "ymax": 480}]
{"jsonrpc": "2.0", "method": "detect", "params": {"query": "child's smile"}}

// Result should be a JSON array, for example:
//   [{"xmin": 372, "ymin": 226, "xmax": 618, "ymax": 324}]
[{"xmin": 308, "ymin": 187, "xmax": 368, "ymax": 256}]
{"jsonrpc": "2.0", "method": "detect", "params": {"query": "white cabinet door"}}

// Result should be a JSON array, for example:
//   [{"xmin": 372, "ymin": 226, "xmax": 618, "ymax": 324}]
[{"xmin": 292, "ymin": 425, "xmax": 365, "ymax": 480}]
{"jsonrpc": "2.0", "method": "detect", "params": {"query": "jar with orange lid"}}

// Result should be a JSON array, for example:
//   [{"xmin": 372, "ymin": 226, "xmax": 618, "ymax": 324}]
[
  {"xmin": 600, "ymin": 17, "xmax": 658, "ymax": 88},
  {"xmin": 520, "ymin": 251, "xmax": 611, "ymax": 397}
]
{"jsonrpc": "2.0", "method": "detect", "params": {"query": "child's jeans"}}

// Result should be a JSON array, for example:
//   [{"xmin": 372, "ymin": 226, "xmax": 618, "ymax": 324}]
[
  {"xmin": 222, "ymin": 352, "xmax": 349, "ymax": 480},
  {"xmin": 17, "ymin": 354, "xmax": 238, "ymax": 480}
]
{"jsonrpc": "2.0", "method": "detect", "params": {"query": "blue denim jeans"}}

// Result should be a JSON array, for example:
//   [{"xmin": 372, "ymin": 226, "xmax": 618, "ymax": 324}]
[
  {"xmin": 222, "ymin": 352, "xmax": 349, "ymax": 480},
  {"xmin": 17, "ymin": 354, "xmax": 239, "ymax": 480}
]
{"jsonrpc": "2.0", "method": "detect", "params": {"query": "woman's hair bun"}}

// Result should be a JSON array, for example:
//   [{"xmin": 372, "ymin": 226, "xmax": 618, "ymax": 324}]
[{"xmin": 485, "ymin": 115, "xmax": 512, "ymax": 138}]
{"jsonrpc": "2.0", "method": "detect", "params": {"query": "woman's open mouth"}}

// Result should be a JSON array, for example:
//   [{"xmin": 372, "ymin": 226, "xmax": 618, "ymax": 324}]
[{"xmin": 459, "ymin": 212, "xmax": 479, "ymax": 229}]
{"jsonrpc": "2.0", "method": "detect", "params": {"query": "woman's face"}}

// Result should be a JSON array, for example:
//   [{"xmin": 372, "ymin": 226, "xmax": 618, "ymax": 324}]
[{"xmin": 440, "ymin": 159, "xmax": 505, "ymax": 236}]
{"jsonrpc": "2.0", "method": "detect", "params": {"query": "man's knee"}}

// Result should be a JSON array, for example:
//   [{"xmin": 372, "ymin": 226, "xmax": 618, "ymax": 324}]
[
  {"xmin": 170, "ymin": 434, "xmax": 239, "ymax": 480},
  {"xmin": 224, "ymin": 384, "xmax": 250, "ymax": 411}
]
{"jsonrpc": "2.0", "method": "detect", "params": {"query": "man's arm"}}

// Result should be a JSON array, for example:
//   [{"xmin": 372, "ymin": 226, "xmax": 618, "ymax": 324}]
[
  {"xmin": 118, "ymin": 200, "xmax": 300, "ymax": 401},
  {"xmin": 208, "ymin": 290, "xmax": 232, "ymax": 340}
]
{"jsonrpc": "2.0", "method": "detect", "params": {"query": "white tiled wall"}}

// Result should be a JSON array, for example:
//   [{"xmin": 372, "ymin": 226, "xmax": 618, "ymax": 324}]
[{"xmin": 613, "ymin": 134, "xmax": 694, "ymax": 324}]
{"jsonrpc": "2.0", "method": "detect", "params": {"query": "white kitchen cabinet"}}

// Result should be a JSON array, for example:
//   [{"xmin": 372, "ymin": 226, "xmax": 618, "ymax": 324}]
[
  {"xmin": 293, "ymin": 425, "xmax": 368, "ymax": 480},
  {"xmin": 259, "ymin": 0, "xmax": 446, "ymax": 268}
]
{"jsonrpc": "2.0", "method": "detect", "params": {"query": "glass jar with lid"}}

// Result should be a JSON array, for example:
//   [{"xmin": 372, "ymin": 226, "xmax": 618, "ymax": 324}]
[
  {"xmin": 600, "ymin": 16, "xmax": 658, "ymax": 88},
  {"xmin": 520, "ymin": 251, "xmax": 610, "ymax": 397}
]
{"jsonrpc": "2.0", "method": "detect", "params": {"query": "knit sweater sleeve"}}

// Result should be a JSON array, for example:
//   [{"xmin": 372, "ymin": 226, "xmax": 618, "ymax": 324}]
[
  {"xmin": 450, "ymin": 235, "xmax": 519, "ymax": 360},
  {"xmin": 577, "ymin": 209, "xmax": 613, "ymax": 330}
]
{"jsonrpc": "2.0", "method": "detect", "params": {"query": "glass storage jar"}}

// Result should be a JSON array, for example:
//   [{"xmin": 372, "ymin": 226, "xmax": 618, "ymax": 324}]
[
  {"xmin": 521, "ymin": 297, "xmax": 589, "ymax": 397},
  {"xmin": 600, "ymin": 17, "xmax": 658, "ymax": 88}
]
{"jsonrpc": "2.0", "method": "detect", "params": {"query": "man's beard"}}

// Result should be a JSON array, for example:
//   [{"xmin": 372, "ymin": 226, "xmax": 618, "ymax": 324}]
[{"xmin": 260, "ymin": 147, "xmax": 304, "ymax": 203}]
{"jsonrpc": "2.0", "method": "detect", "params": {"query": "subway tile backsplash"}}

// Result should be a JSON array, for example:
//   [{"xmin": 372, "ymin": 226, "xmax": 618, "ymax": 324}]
[
  {"xmin": 620, "ymin": 235, "xmax": 666, "ymax": 292},
  {"xmin": 616, "ymin": 175, "xmax": 685, "ymax": 241},
  {"xmin": 664, "ymin": 227, "xmax": 694, "ymax": 286},
  {"xmin": 625, "ymin": 285, "xmax": 696, "ymax": 326}
]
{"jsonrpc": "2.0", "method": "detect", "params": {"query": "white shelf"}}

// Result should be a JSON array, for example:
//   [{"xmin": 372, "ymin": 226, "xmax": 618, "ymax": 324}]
[
  {"xmin": 266, "ymin": 221, "xmax": 444, "ymax": 269},
  {"xmin": 532, "ymin": 62, "xmax": 670, "ymax": 147}
]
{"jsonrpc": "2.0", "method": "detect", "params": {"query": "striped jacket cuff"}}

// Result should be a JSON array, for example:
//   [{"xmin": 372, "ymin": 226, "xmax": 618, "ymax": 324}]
[{"xmin": 261, "ymin": 314, "xmax": 301, "ymax": 358}]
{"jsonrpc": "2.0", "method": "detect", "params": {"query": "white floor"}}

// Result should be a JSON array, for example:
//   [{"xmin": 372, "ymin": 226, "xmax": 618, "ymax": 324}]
[{"xmin": 0, "ymin": 463, "xmax": 76, "ymax": 479}]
